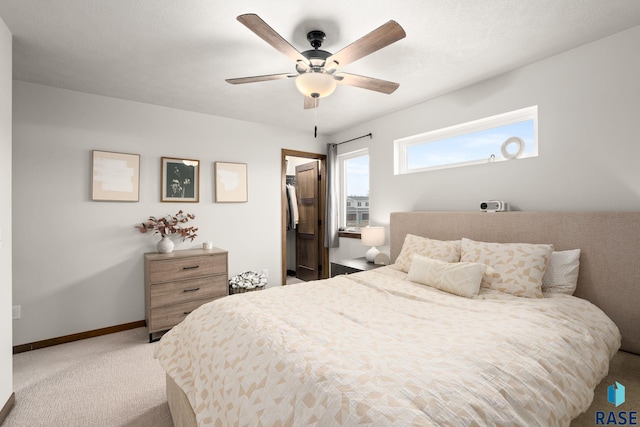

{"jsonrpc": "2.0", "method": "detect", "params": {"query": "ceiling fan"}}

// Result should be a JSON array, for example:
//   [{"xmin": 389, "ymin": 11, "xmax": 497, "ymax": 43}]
[{"xmin": 226, "ymin": 14, "xmax": 406, "ymax": 109}]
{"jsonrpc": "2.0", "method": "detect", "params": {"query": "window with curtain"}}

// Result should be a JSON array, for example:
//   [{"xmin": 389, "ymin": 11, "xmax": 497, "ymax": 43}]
[{"xmin": 339, "ymin": 149, "xmax": 369, "ymax": 232}]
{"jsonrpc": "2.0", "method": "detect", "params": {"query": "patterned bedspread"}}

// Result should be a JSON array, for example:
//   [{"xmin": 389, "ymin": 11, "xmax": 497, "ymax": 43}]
[{"xmin": 154, "ymin": 267, "xmax": 620, "ymax": 426}]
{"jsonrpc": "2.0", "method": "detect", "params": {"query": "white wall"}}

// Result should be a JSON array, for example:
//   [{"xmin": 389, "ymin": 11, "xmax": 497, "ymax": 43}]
[
  {"xmin": 330, "ymin": 26, "xmax": 640, "ymax": 261},
  {"xmin": 0, "ymin": 14, "xmax": 13, "ymax": 411},
  {"xmin": 12, "ymin": 82, "xmax": 326, "ymax": 346}
]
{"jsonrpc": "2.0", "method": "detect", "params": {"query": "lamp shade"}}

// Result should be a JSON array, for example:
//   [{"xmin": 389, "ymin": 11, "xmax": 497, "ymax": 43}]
[
  {"xmin": 295, "ymin": 72, "xmax": 337, "ymax": 98},
  {"xmin": 361, "ymin": 226, "xmax": 385, "ymax": 247}
]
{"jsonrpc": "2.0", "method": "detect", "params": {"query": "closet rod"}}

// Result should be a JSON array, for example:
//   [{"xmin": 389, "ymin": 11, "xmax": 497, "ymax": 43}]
[{"xmin": 332, "ymin": 133, "xmax": 372, "ymax": 146}]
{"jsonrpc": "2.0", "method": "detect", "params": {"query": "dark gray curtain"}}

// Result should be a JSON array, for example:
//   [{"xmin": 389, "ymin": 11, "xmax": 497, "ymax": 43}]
[{"xmin": 325, "ymin": 143, "xmax": 340, "ymax": 248}]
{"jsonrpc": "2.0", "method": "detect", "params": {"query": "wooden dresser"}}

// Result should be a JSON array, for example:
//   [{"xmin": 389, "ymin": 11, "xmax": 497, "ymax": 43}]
[{"xmin": 144, "ymin": 248, "xmax": 228, "ymax": 342}]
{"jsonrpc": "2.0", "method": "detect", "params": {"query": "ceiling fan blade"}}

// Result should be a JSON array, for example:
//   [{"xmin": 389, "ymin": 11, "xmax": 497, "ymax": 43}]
[
  {"xmin": 335, "ymin": 72, "xmax": 400, "ymax": 94},
  {"xmin": 237, "ymin": 14, "xmax": 310, "ymax": 66},
  {"xmin": 326, "ymin": 21, "xmax": 406, "ymax": 69},
  {"xmin": 304, "ymin": 96, "xmax": 319, "ymax": 109},
  {"xmin": 226, "ymin": 73, "xmax": 296, "ymax": 85}
]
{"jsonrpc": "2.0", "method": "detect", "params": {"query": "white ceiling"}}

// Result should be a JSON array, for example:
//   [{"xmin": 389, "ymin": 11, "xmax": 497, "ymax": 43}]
[{"xmin": 2, "ymin": 1, "xmax": 640, "ymax": 135}]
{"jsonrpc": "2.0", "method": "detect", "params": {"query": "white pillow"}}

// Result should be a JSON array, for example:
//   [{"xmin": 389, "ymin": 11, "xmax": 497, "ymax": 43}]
[
  {"xmin": 461, "ymin": 238, "xmax": 553, "ymax": 298},
  {"xmin": 542, "ymin": 249, "xmax": 581, "ymax": 295},
  {"xmin": 394, "ymin": 234, "xmax": 461, "ymax": 273},
  {"xmin": 407, "ymin": 255, "xmax": 486, "ymax": 298}
]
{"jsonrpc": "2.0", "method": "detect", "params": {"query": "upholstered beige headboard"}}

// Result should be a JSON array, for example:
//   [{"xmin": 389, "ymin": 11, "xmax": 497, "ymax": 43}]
[{"xmin": 390, "ymin": 211, "xmax": 640, "ymax": 355}]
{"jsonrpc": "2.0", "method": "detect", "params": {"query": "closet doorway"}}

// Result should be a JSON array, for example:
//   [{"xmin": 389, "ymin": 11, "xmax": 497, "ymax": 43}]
[{"xmin": 281, "ymin": 149, "xmax": 328, "ymax": 286}]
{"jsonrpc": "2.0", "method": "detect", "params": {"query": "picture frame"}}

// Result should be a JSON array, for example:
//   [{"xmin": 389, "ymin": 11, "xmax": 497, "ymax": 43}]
[
  {"xmin": 161, "ymin": 157, "xmax": 200, "ymax": 202},
  {"xmin": 91, "ymin": 150, "xmax": 140, "ymax": 202},
  {"xmin": 215, "ymin": 162, "xmax": 248, "ymax": 203}
]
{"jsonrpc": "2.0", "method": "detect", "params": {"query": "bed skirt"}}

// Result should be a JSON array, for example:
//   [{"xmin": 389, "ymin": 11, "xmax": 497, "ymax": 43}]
[{"xmin": 166, "ymin": 374, "xmax": 197, "ymax": 427}]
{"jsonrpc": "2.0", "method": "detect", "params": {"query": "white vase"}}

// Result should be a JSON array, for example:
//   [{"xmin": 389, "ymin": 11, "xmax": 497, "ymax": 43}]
[{"xmin": 157, "ymin": 236, "xmax": 174, "ymax": 254}]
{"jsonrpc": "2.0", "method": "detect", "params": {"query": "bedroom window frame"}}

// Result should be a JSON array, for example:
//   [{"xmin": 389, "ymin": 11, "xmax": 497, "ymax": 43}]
[
  {"xmin": 394, "ymin": 106, "xmax": 538, "ymax": 175},
  {"xmin": 338, "ymin": 148, "xmax": 370, "ymax": 234}
]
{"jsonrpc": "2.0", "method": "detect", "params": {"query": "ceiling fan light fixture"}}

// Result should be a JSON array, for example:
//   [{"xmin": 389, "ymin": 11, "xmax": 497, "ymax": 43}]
[
  {"xmin": 295, "ymin": 72, "xmax": 337, "ymax": 98},
  {"xmin": 229, "ymin": 14, "xmax": 406, "ymax": 106}
]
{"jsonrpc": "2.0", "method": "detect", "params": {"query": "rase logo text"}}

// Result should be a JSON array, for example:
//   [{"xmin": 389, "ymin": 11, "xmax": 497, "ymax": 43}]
[{"xmin": 595, "ymin": 382, "xmax": 637, "ymax": 425}]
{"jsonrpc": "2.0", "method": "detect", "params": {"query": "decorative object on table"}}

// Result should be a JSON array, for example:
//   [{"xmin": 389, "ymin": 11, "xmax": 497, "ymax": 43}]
[
  {"xmin": 214, "ymin": 162, "xmax": 248, "ymax": 203},
  {"xmin": 91, "ymin": 150, "xmax": 140, "ymax": 202},
  {"xmin": 361, "ymin": 226, "xmax": 386, "ymax": 262},
  {"xmin": 156, "ymin": 236, "xmax": 174, "ymax": 254},
  {"xmin": 202, "ymin": 241, "xmax": 213, "ymax": 250},
  {"xmin": 136, "ymin": 210, "xmax": 198, "ymax": 253},
  {"xmin": 229, "ymin": 271, "xmax": 267, "ymax": 294},
  {"xmin": 374, "ymin": 252, "xmax": 391, "ymax": 266},
  {"xmin": 161, "ymin": 157, "xmax": 200, "ymax": 202}
]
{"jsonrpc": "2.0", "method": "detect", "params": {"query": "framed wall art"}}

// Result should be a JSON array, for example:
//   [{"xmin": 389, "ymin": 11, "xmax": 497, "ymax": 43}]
[
  {"xmin": 215, "ymin": 162, "xmax": 248, "ymax": 203},
  {"xmin": 91, "ymin": 150, "xmax": 140, "ymax": 202},
  {"xmin": 161, "ymin": 157, "xmax": 200, "ymax": 202}
]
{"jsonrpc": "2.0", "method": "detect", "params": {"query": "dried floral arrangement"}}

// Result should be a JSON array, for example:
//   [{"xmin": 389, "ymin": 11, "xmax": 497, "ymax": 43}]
[{"xmin": 136, "ymin": 210, "xmax": 198, "ymax": 241}]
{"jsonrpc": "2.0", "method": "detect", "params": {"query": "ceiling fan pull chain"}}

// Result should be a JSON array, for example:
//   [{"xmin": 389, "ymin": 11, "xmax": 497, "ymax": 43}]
[{"xmin": 314, "ymin": 96, "xmax": 318, "ymax": 138}]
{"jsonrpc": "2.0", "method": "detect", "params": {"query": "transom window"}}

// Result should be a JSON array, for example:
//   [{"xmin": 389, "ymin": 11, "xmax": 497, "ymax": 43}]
[{"xmin": 394, "ymin": 106, "xmax": 538, "ymax": 174}]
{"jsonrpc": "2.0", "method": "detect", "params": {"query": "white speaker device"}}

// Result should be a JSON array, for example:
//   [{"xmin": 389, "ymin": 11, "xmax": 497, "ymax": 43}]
[{"xmin": 480, "ymin": 201, "xmax": 510, "ymax": 212}]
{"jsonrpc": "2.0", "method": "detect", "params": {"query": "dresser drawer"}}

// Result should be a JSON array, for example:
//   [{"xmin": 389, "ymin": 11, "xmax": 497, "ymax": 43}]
[
  {"xmin": 149, "ymin": 275, "xmax": 227, "ymax": 308},
  {"xmin": 144, "ymin": 248, "xmax": 228, "ymax": 341},
  {"xmin": 148, "ymin": 299, "xmax": 212, "ymax": 332},
  {"xmin": 148, "ymin": 255, "xmax": 226, "ymax": 284}
]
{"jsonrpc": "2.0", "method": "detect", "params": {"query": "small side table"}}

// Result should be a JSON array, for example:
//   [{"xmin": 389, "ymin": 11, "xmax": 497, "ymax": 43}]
[{"xmin": 330, "ymin": 257, "xmax": 383, "ymax": 278}]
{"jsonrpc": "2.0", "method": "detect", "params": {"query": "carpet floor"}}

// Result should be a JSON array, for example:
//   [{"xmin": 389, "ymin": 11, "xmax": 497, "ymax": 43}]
[
  {"xmin": 7, "ymin": 327, "xmax": 173, "ymax": 427},
  {"xmin": 569, "ymin": 349, "xmax": 640, "ymax": 426},
  {"xmin": 6, "ymin": 326, "xmax": 639, "ymax": 426}
]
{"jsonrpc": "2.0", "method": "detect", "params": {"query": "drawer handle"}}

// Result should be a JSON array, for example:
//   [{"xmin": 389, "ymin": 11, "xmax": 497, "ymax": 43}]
[
  {"xmin": 183, "ymin": 287, "xmax": 200, "ymax": 293},
  {"xmin": 183, "ymin": 311, "xmax": 192, "ymax": 315},
  {"xmin": 182, "ymin": 265, "xmax": 200, "ymax": 270}
]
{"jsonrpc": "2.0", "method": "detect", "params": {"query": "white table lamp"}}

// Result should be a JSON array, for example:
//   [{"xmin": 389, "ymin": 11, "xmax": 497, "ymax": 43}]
[{"xmin": 361, "ymin": 226, "xmax": 385, "ymax": 262}]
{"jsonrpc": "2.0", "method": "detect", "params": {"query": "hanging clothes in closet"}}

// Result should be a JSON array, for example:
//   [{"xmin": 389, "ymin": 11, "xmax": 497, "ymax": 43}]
[{"xmin": 286, "ymin": 182, "xmax": 299, "ymax": 230}]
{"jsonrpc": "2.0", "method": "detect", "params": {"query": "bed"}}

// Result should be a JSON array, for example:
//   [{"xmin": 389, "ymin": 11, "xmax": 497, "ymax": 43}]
[{"xmin": 154, "ymin": 211, "xmax": 640, "ymax": 426}]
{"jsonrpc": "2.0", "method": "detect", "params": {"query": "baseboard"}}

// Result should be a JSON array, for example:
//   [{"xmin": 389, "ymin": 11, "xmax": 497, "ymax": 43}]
[
  {"xmin": 0, "ymin": 392, "xmax": 15, "ymax": 424},
  {"xmin": 12, "ymin": 320, "xmax": 146, "ymax": 354}
]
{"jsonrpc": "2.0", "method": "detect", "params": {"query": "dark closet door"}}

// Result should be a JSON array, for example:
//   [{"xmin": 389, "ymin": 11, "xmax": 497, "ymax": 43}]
[{"xmin": 295, "ymin": 161, "xmax": 321, "ymax": 281}]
